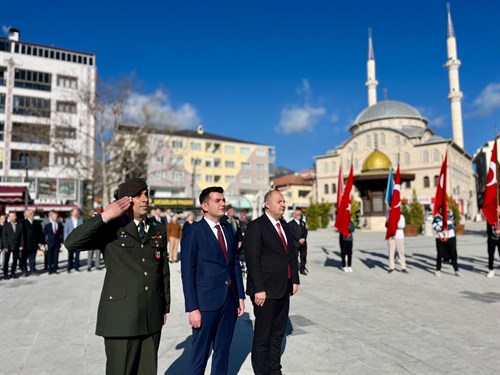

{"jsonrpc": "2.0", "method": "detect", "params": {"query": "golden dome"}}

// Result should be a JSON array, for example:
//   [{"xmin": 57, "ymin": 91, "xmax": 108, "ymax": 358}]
[{"xmin": 362, "ymin": 149, "xmax": 391, "ymax": 172}]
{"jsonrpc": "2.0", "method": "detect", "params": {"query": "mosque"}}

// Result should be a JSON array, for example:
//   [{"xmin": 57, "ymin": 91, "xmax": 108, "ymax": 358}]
[{"xmin": 314, "ymin": 7, "xmax": 477, "ymax": 230}]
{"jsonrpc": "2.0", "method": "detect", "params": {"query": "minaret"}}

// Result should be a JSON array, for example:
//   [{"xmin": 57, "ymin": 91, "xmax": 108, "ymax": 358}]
[
  {"xmin": 366, "ymin": 28, "xmax": 378, "ymax": 107},
  {"xmin": 445, "ymin": 3, "xmax": 464, "ymax": 149}
]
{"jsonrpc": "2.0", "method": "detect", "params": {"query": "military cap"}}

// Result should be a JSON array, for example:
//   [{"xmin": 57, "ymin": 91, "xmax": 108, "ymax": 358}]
[{"xmin": 114, "ymin": 178, "xmax": 148, "ymax": 200}]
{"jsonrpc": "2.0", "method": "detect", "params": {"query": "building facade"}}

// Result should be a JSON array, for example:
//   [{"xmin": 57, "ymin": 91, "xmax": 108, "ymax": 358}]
[
  {"xmin": 119, "ymin": 124, "xmax": 274, "ymax": 218},
  {"xmin": 271, "ymin": 169, "xmax": 315, "ymax": 210},
  {"xmin": 315, "ymin": 8, "xmax": 477, "ymax": 223},
  {"xmin": 0, "ymin": 28, "xmax": 96, "ymax": 209}
]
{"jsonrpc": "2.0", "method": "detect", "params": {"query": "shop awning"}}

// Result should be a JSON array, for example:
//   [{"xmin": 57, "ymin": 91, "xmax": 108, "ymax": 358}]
[
  {"xmin": 0, "ymin": 186, "xmax": 31, "ymax": 204},
  {"xmin": 5, "ymin": 204, "xmax": 77, "ymax": 212}
]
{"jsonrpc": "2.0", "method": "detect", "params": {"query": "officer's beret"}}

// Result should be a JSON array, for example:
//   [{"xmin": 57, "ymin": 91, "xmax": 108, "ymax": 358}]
[{"xmin": 114, "ymin": 178, "xmax": 148, "ymax": 200}]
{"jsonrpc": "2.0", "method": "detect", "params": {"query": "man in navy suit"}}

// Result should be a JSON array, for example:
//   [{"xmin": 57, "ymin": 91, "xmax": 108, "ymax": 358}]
[
  {"xmin": 64, "ymin": 208, "xmax": 83, "ymax": 272},
  {"xmin": 244, "ymin": 189, "xmax": 300, "ymax": 375},
  {"xmin": 181, "ymin": 186, "xmax": 245, "ymax": 375},
  {"xmin": 44, "ymin": 210, "xmax": 64, "ymax": 274}
]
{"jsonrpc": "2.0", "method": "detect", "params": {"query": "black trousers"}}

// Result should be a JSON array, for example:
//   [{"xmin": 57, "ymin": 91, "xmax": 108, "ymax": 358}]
[
  {"xmin": 3, "ymin": 250, "xmax": 19, "ymax": 276},
  {"xmin": 436, "ymin": 237, "xmax": 458, "ymax": 271},
  {"xmin": 104, "ymin": 331, "xmax": 161, "ymax": 375},
  {"xmin": 47, "ymin": 245, "xmax": 60, "ymax": 273},
  {"xmin": 339, "ymin": 236, "xmax": 353, "ymax": 267},
  {"xmin": 251, "ymin": 286, "xmax": 290, "ymax": 375},
  {"xmin": 298, "ymin": 246, "xmax": 307, "ymax": 272},
  {"xmin": 20, "ymin": 250, "xmax": 37, "ymax": 274},
  {"xmin": 487, "ymin": 237, "xmax": 500, "ymax": 270}
]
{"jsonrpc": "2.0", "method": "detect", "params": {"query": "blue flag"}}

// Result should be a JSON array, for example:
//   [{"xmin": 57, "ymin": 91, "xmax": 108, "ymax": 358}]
[{"xmin": 385, "ymin": 167, "xmax": 394, "ymax": 206}]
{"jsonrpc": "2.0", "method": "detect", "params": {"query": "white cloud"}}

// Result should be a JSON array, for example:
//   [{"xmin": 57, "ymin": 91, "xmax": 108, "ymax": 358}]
[
  {"xmin": 470, "ymin": 82, "xmax": 500, "ymax": 117},
  {"xmin": 278, "ymin": 79, "xmax": 327, "ymax": 134},
  {"xmin": 330, "ymin": 113, "xmax": 340, "ymax": 123},
  {"xmin": 429, "ymin": 115, "xmax": 446, "ymax": 127},
  {"xmin": 279, "ymin": 106, "xmax": 326, "ymax": 134},
  {"xmin": 123, "ymin": 89, "xmax": 200, "ymax": 130}
]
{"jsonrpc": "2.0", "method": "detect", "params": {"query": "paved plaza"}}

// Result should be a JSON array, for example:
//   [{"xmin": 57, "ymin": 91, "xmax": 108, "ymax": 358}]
[{"xmin": 1, "ymin": 221, "xmax": 499, "ymax": 374}]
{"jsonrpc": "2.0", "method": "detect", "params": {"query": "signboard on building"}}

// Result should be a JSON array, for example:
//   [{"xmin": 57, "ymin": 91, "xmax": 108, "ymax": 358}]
[{"xmin": 151, "ymin": 198, "xmax": 195, "ymax": 207}]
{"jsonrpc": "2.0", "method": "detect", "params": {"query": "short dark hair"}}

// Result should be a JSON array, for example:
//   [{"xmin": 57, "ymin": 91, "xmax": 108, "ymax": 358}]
[{"xmin": 199, "ymin": 186, "xmax": 224, "ymax": 205}]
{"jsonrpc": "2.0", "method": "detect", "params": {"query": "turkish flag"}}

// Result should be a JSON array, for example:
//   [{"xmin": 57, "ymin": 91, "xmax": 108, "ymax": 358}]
[
  {"xmin": 433, "ymin": 151, "xmax": 448, "ymax": 229},
  {"xmin": 335, "ymin": 164, "xmax": 354, "ymax": 238},
  {"xmin": 482, "ymin": 140, "xmax": 498, "ymax": 227},
  {"xmin": 385, "ymin": 165, "xmax": 401, "ymax": 239}
]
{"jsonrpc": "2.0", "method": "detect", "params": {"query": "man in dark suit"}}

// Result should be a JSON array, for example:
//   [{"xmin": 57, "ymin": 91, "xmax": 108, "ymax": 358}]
[
  {"xmin": 64, "ymin": 208, "xmax": 83, "ymax": 272},
  {"xmin": 2, "ymin": 212, "xmax": 24, "ymax": 279},
  {"xmin": 244, "ymin": 189, "xmax": 300, "ymax": 375},
  {"xmin": 65, "ymin": 178, "xmax": 170, "ymax": 375},
  {"xmin": 288, "ymin": 208, "xmax": 308, "ymax": 275},
  {"xmin": 43, "ymin": 210, "xmax": 64, "ymax": 275},
  {"xmin": 181, "ymin": 186, "xmax": 245, "ymax": 375},
  {"xmin": 20, "ymin": 210, "xmax": 44, "ymax": 276}
]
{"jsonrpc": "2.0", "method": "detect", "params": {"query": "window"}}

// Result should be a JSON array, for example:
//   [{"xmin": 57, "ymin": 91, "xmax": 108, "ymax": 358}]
[
  {"xmin": 241, "ymin": 176, "xmax": 251, "ymax": 184},
  {"xmin": 403, "ymin": 152, "xmax": 410, "ymax": 165},
  {"xmin": 56, "ymin": 101, "xmax": 77, "ymax": 114},
  {"xmin": 155, "ymin": 139, "xmax": 164, "ymax": 148},
  {"xmin": 225, "ymin": 161, "xmax": 235, "ymax": 168},
  {"xmin": 421, "ymin": 151, "xmax": 429, "ymax": 163},
  {"xmin": 332, "ymin": 184, "xmax": 337, "ymax": 194},
  {"xmin": 373, "ymin": 133, "xmax": 378, "ymax": 147},
  {"xmin": 379, "ymin": 133, "xmax": 385, "ymax": 146},
  {"xmin": 257, "ymin": 163, "xmax": 265, "ymax": 171},
  {"xmin": 433, "ymin": 149, "xmax": 440, "ymax": 162},
  {"xmin": 171, "ymin": 140, "xmax": 183, "ymax": 148},
  {"xmin": 365, "ymin": 134, "xmax": 371, "ymax": 148},
  {"xmin": 394, "ymin": 135, "xmax": 400, "ymax": 146},
  {"xmin": 13, "ymin": 95, "xmax": 50, "ymax": 117},
  {"xmin": 224, "ymin": 145, "xmax": 235, "ymax": 154},
  {"xmin": 172, "ymin": 171, "xmax": 183, "ymax": 182},
  {"xmin": 214, "ymin": 175, "xmax": 221, "ymax": 183},
  {"xmin": 57, "ymin": 75, "xmax": 77, "ymax": 89},
  {"xmin": 0, "ymin": 121, "xmax": 4, "ymax": 141},
  {"xmin": 323, "ymin": 162, "xmax": 329, "ymax": 173},
  {"xmin": 153, "ymin": 171, "xmax": 166, "ymax": 180},
  {"xmin": 55, "ymin": 153, "xmax": 76, "ymax": 166},
  {"xmin": 14, "ymin": 69, "xmax": 51, "ymax": 91},
  {"xmin": 205, "ymin": 159, "xmax": 213, "ymax": 167},
  {"xmin": 55, "ymin": 127, "xmax": 77, "ymax": 139},
  {"xmin": 190, "ymin": 142, "xmax": 201, "ymax": 151},
  {"xmin": 324, "ymin": 184, "xmax": 329, "ymax": 194},
  {"xmin": 256, "ymin": 149, "xmax": 266, "ymax": 157},
  {"xmin": 240, "ymin": 147, "xmax": 250, "ymax": 155},
  {"xmin": 225, "ymin": 176, "xmax": 235, "ymax": 183},
  {"xmin": 423, "ymin": 176, "xmax": 430, "ymax": 188},
  {"xmin": 405, "ymin": 181, "xmax": 411, "ymax": 189},
  {"xmin": 214, "ymin": 158, "xmax": 221, "ymax": 168},
  {"xmin": 434, "ymin": 175, "xmax": 439, "ymax": 187},
  {"xmin": 205, "ymin": 175, "xmax": 214, "ymax": 182},
  {"xmin": 11, "ymin": 123, "xmax": 50, "ymax": 144},
  {"xmin": 0, "ymin": 66, "xmax": 6, "ymax": 86},
  {"xmin": 0, "ymin": 93, "xmax": 5, "ymax": 113},
  {"xmin": 241, "ymin": 162, "xmax": 251, "ymax": 170},
  {"xmin": 155, "ymin": 156, "xmax": 164, "ymax": 163}
]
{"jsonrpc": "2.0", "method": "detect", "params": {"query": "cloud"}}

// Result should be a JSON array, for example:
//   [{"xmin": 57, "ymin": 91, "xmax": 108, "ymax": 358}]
[
  {"xmin": 330, "ymin": 113, "xmax": 340, "ymax": 123},
  {"xmin": 278, "ymin": 79, "xmax": 327, "ymax": 134},
  {"xmin": 429, "ymin": 115, "xmax": 446, "ymax": 127},
  {"xmin": 470, "ymin": 82, "xmax": 500, "ymax": 117},
  {"xmin": 123, "ymin": 89, "xmax": 200, "ymax": 130}
]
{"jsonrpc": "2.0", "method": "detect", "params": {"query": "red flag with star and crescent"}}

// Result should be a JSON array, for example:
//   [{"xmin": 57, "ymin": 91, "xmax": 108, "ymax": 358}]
[
  {"xmin": 433, "ymin": 151, "xmax": 448, "ymax": 230},
  {"xmin": 385, "ymin": 165, "xmax": 401, "ymax": 240},
  {"xmin": 482, "ymin": 139, "xmax": 498, "ymax": 227},
  {"xmin": 335, "ymin": 164, "xmax": 354, "ymax": 238}
]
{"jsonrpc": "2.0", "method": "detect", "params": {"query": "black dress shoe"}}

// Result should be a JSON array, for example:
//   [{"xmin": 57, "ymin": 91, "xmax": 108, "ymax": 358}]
[{"xmin": 11, "ymin": 273, "xmax": 18, "ymax": 279}]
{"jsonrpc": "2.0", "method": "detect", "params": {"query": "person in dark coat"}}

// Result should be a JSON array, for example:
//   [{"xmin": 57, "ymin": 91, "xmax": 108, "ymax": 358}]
[
  {"xmin": 244, "ymin": 190, "xmax": 300, "ymax": 375},
  {"xmin": 20, "ymin": 210, "xmax": 44, "ymax": 276},
  {"xmin": 2, "ymin": 212, "xmax": 24, "ymax": 279},
  {"xmin": 65, "ymin": 178, "xmax": 170, "ymax": 375},
  {"xmin": 43, "ymin": 211, "xmax": 64, "ymax": 275},
  {"xmin": 289, "ymin": 208, "xmax": 309, "ymax": 275}
]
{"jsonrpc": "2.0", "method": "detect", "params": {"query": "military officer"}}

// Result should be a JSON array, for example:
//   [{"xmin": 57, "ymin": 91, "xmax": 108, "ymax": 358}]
[{"xmin": 65, "ymin": 178, "xmax": 170, "ymax": 375}]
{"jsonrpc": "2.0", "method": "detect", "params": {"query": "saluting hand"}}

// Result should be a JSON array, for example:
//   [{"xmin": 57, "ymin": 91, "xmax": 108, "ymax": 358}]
[{"xmin": 101, "ymin": 197, "xmax": 133, "ymax": 222}]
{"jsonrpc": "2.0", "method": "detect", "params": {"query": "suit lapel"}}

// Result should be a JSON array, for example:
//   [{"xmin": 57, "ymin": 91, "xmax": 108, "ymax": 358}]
[{"xmin": 200, "ymin": 219, "xmax": 227, "ymax": 263}]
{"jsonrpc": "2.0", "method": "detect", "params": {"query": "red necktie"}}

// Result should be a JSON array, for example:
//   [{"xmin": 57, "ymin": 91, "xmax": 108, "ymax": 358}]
[
  {"xmin": 276, "ymin": 222, "xmax": 291, "ymax": 279},
  {"xmin": 215, "ymin": 225, "xmax": 228, "ymax": 260}
]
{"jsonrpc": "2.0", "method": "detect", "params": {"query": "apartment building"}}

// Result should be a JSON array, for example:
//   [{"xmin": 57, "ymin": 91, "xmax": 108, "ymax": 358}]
[{"xmin": 0, "ymin": 28, "xmax": 96, "ymax": 209}]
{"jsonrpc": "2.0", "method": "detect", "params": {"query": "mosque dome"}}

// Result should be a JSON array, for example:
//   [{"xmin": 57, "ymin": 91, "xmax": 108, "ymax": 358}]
[
  {"xmin": 355, "ymin": 100, "xmax": 426, "ymax": 125},
  {"xmin": 362, "ymin": 149, "xmax": 392, "ymax": 172}
]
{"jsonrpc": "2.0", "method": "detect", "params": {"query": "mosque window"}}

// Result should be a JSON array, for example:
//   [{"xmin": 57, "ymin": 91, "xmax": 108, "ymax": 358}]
[
  {"xmin": 403, "ymin": 152, "xmax": 410, "ymax": 165},
  {"xmin": 405, "ymin": 181, "xmax": 411, "ymax": 189},
  {"xmin": 394, "ymin": 136, "xmax": 400, "ymax": 146},
  {"xmin": 365, "ymin": 135, "xmax": 371, "ymax": 148},
  {"xmin": 324, "ymin": 184, "xmax": 329, "ymax": 194},
  {"xmin": 332, "ymin": 184, "xmax": 336, "ymax": 194},
  {"xmin": 423, "ymin": 176, "xmax": 430, "ymax": 188},
  {"xmin": 323, "ymin": 162, "xmax": 328, "ymax": 173},
  {"xmin": 433, "ymin": 149, "xmax": 440, "ymax": 162},
  {"xmin": 373, "ymin": 134, "xmax": 378, "ymax": 146},
  {"xmin": 422, "ymin": 151, "xmax": 429, "ymax": 163},
  {"xmin": 434, "ymin": 175, "xmax": 439, "ymax": 187},
  {"xmin": 379, "ymin": 133, "xmax": 385, "ymax": 146}
]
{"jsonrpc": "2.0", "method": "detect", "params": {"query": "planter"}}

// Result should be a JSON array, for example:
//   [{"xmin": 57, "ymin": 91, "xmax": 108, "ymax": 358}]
[
  {"xmin": 455, "ymin": 224, "xmax": 465, "ymax": 235},
  {"xmin": 404, "ymin": 224, "xmax": 419, "ymax": 237}
]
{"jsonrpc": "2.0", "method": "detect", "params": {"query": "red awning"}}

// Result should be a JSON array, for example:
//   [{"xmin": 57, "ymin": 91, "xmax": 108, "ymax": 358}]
[{"xmin": 0, "ymin": 186, "xmax": 31, "ymax": 204}]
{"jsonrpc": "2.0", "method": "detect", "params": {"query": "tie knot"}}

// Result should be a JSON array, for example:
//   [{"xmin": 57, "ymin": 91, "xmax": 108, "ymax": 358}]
[{"xmin": 276, "ymin": 222, "xmax": 280, "ymax": 228}]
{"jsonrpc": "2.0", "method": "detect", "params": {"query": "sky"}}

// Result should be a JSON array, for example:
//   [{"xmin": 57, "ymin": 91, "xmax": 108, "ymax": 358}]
[{"xmin": 3, "ymin": 0, "xmax": 500, "ymax": 171}]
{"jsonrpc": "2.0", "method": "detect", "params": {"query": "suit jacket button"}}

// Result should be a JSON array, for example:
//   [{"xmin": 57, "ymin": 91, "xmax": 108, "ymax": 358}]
[
  {"xmin": 142, "ymin": 258, "xmax": 145, "ymax": 262},
  {"xmin": 144, "ymin": 271, "xmax": 148, "ymax": 276},
  {"xmin": 141, "ymin": 244, "xmax": 144, "ymax": 249},
  {"xmin": 225, "ymin": 281, "xmax": 228, "ymax": 285},
  {"xmin": 109, "ymin": 296, "xmax": 113, "ymax": 300},
  {"xmin": 121, "ymin": 244, "xmax": 125, "ymax": 247},
  {"xmin": 144, "ymin": 286, "xmax": 149, "ymax": 291}
]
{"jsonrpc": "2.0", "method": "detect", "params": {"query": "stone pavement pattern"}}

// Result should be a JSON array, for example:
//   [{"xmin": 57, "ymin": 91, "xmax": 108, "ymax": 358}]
[{"xmin": 1, "ymin": 221, "xmax": 499, "ymax": 374}]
